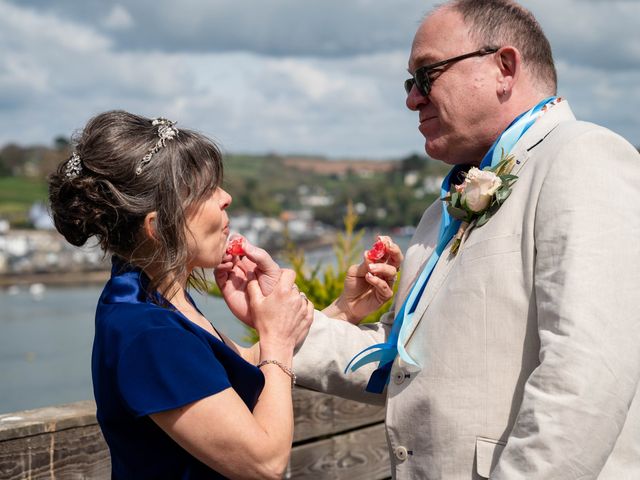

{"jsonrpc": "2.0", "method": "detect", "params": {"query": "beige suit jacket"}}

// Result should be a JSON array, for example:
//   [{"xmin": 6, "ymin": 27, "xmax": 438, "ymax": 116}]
[{"xmin": 293, "ymin": 102, "xmax": 640, "ymax": 479}]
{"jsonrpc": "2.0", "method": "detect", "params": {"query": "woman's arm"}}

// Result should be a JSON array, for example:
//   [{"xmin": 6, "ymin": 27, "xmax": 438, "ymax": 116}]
[
  {"xmin": 152, "ymin": 269, "xmax": 312, "ymax": 479},
  {"xmin": 216, "ymin": 332, "xmax": 260, "ymax": 365}
]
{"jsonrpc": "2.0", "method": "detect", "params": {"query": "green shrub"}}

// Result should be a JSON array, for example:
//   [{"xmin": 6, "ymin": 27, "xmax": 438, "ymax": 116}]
[{"xmin": 284, "ymin": 203, "xmax": 395, "ymax": 323}]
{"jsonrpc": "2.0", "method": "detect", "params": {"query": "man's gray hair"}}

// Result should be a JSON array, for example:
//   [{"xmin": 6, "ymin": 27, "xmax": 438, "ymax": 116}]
[{"xmin": 445, "ymin": 0, "xmax": 557, "ymax": 94}]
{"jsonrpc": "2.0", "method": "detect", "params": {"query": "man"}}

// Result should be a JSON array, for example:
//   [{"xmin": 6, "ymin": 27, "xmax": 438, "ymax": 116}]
[{"xmin": 293, "ymin": 1, "xmax": 640, "ymax": 478}]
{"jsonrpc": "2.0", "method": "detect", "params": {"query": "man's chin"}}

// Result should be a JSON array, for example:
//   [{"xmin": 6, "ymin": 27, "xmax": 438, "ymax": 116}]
[
  {"xmin": 425, "ymin": 138, "xmax": 472, "ymax": 166},
  {"xmin": 424, "ymin": 139, "xmax": 447, "ymax": 163}
]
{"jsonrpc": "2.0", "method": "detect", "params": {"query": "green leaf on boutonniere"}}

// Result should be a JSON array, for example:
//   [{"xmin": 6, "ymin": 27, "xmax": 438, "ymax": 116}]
[
  {"xmin": 450, "ymin": 191, "xmax": 460, "ymax": 206},
  {"xmin": 475, "ymin": 210, "xmax": 491, "ymax": 227},
  {"xmin": 447, "ymin": 204, "xmax": 468, "ymax": 220},
  {"xmin": 491, "ymin": 150, "xmax": 517, "ymax": 176},
  {"xmin": 495, "ymin": 188, "xmax": 512, "ymax": 204}
]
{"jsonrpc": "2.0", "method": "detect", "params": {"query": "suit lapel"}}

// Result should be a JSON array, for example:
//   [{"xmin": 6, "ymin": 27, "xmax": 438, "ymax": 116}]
[
  {"xmin": 394, "ymin": 203, "xmax": 442, "ymax": 309},
  {"xmin": 399, "ymin": 100, "xmax": 577, "ymax": 349},
  {"xmin": 400, "ymin": 228, "xmax": 459, "ymax": 346}
]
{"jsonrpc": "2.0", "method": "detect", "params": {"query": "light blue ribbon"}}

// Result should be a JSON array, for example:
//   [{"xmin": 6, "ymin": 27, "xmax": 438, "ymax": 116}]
[{"xmin": 345, "ymin": 96, "xmax": 559, "ymax": 394}]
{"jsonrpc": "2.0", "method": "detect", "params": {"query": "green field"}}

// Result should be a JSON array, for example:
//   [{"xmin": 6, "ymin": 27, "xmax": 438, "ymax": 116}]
[{"xmin": 0, "ymin": 177, "xmax": 48, "ymax": 224}]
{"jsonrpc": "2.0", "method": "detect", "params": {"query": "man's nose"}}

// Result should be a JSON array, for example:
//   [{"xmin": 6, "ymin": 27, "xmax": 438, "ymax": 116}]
[{"xmin": 405, "ymin": 84, "xmax": 428, "ymax": 111}]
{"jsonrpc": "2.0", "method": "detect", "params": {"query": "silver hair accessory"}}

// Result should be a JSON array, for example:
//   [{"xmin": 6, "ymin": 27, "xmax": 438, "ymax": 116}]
[
  {"xmin": 65, "ymin": 152, "xmax": 83, "ymax": 179},
  {"xmin": 135, "ymin": 117, "xmax": 179, "ymax": 175}
]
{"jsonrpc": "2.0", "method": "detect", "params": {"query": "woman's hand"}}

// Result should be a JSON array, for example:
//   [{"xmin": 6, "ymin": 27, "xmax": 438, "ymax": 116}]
[
  {"xmin": 215, "ymin": 239, "xmax": 282, "ymax": 326},
  {"xmin": 323, "ymin": 236, "xmax": 402, "ymax": 324},
  {"xmin": 247, "ymin": 269, "xmax": 314, "ymax": 353}
]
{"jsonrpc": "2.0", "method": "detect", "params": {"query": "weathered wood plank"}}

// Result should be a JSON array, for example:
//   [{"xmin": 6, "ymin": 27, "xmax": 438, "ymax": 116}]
[
  {"xmin": 0, "ymin": 424, "xmax": 110, "ymax": 480},
  {"xmin": 0, "ymin": 400, "xmax": 97, "ymax": 442},
  {"xmin": 331, "ymin": 424, "xmax": 390, "ymax": 480},
  {"xmin": 293, "ymin": 388, "xmax": 385, "ymax": 442},
  {"xmin": 0, "ymin": 393, "xmax": 389, "ymax": 479},
  {"xmin": 288, "ymin": 436, "xmax": 335, "ymax": 479},
  {"xmin": 293, "ymin": 388, "xmax": 334, "ymax": 442},
  {"xmin": 0, "ymin": 393, "xmax": 383, "ymax": 444},
  {"xmin": 50, "ymin": 426, "xmax": 111, "ymax": 479},
  {"xmin": 288, "ymin": 423, "xmax": 390, "ymax": 480}
]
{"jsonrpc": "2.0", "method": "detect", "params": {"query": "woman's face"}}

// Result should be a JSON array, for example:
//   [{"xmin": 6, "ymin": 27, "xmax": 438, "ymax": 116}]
[{"xmin": 184, "ymin": 187, "xmax": 232, "ymax": 271}]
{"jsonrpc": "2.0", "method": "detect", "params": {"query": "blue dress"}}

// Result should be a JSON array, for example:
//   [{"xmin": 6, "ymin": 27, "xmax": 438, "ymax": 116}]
[{"xmin": 92, "ymin": 257, "xmax": 264, "ymax": 479}]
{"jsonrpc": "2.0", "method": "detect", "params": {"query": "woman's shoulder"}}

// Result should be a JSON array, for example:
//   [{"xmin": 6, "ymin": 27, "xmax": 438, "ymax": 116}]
[{"xmin": 96, "ymin": 298, "xmax": 186, "ymax": 340}]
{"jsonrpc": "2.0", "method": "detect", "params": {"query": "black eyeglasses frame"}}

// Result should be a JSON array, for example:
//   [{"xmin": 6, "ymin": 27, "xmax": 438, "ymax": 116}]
[{"xmin": 404, "ymin": 46, "xmax": 500, "ymax": 96}]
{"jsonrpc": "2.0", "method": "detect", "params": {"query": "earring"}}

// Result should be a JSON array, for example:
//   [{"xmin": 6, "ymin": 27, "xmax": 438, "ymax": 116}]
[{"xmin": 502, "ymin": 86, "xmax": 507, "ymax": 96}]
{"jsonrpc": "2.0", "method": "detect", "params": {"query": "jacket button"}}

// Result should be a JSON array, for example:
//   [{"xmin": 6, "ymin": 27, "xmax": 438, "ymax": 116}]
[
  {"xmin": 393, "ymin": 370, "xmax": 406, "ymax": 385},
  {"xmin": 394, "ymin": 446, "xmax": 408, "ymax": 461}
]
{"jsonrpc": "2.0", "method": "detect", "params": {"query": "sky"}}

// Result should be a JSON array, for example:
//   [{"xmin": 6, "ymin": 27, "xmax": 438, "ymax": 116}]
[{"xmin": 1, "ymin": 0, "xmax": 639, "ymax": 159}]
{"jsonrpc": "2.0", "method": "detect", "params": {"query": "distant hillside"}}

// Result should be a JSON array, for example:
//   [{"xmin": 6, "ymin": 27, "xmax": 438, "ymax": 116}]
[
  {"xmin": 0, "ymin": 141, "xmax": 448, "ymax": 229},
  {"xmin": 281, "ymin": 156, "xmax": 397, "ymax": 175}
]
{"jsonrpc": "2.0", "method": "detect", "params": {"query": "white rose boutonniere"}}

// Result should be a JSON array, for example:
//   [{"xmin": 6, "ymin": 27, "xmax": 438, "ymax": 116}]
[{"xmin": 443, "ymin": 150, "xmax": 518, "ymax": 255}]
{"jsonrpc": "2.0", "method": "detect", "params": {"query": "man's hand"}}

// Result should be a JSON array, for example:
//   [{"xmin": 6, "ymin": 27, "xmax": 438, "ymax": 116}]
[{"xmin": 323, "ymin": 236, "xmax": 402, "ymax": 324}]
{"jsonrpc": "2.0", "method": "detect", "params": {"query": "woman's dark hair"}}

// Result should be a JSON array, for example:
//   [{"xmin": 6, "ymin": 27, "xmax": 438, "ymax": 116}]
[{"xmin": 48, "ymin": 110, "xmax": 223, "ymax": 298}]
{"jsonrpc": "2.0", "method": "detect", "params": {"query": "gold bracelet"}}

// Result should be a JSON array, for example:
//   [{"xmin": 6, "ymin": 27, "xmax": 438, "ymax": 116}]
[{"xmin": 257, "ymin": 360, "xmax": 296, "ymax": 387}]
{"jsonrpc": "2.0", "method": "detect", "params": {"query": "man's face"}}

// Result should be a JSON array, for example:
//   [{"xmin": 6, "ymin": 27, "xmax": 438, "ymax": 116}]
[{"xmin": 406, "ymin": 8, "xmax": 501, "ymax": 166}]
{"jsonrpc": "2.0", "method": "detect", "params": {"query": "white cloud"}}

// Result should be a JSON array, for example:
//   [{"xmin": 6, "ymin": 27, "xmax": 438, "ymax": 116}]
[
  {"xmin": 176, "ymin": 51, "xmax": 418, "ymax": 158},
  {"xmin": 0, "ymin": 1, "xmax": 111, "ymax": 54},
  {"xmin": 0, "ymin": 0, "xmax": 639, "ymax": 157},
  {"xmin": 0, "ymin": 0, "xmax": 419, "ymax": 158},
  {"xmin": 102, "ymin": 5, "xmax": 135, "ymax": 31},
  {"xmin": 557, "ymin": 59, "xmax": 640, "ymax": 146},
  {"xmin": 526, "ymin": 0, "xmax": 640, "ymax": 71},
  {"xmin": 2, "ymin": 0, "xmax": 430, "ymax": 56}
]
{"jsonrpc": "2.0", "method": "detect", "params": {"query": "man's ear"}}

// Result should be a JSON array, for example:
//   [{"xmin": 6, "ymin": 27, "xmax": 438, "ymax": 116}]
[
  {"xmin": 143, "ymin": 212, "xmax": 158, "ymax": 241},
  {"xmin": 496, "ymin": 46, "xmax": 521, "ymax": 96}
]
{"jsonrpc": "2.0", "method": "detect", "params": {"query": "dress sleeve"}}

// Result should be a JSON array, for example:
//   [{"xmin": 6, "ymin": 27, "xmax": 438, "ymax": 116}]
[{"xmin": 116, "ymin": 326, "xmax": 232, "ymax": 417}]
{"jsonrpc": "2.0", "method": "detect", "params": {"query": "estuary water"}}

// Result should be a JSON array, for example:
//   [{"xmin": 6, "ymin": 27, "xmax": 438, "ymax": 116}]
[
  {"xmin": 0, "ymin": 236, "xmax": 410, "ymax": 415},
  {"xmin": 0, "ymin": 284, "xmax": 249, "ymax": 415}
]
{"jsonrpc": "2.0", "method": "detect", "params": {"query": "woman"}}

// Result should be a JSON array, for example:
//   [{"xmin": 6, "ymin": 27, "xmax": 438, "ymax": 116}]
[{"xmin": 48, "ymin": 111, "xmax": 400, "ymax": 479}]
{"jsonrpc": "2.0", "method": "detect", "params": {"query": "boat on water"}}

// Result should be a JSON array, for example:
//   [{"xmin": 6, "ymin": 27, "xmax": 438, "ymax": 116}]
[{"xmin": 28, "ymin": 283, "xmax": 45, "ymax": 298}]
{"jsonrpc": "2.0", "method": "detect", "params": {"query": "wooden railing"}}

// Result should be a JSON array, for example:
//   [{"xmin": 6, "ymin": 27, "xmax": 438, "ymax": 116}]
[{"xmin": 0, "ymin": 389, "xmax": 390, "ymax": 479}]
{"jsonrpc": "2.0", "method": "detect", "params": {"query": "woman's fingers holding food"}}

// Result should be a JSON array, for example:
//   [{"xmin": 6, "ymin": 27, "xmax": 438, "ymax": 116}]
[{"xmin": 243, "ymin": 242, "xmax": 280, "ymax": 277}]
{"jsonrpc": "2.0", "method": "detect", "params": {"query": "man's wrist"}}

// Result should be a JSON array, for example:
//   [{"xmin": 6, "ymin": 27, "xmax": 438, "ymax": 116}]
[{"xmin": 322, "ymin": 297, "xmax": 357, "ymax": 323}]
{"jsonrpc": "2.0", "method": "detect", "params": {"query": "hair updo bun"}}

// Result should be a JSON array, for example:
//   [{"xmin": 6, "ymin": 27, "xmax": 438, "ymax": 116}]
[
  {"xmin": 48, "ymin": 170, "xmax": 95, "ymax": 247},
  {"xmin": 48, "ymin": 164, "xmax": 130, "ymax": 249}
]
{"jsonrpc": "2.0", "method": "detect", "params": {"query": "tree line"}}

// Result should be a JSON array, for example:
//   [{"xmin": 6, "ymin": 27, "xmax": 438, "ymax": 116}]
[{"xmin": 0, "ymin": 138, "xmax": 449, "ymax": 229}]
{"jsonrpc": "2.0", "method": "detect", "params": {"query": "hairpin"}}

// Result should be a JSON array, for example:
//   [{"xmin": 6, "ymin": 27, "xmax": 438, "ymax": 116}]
[
  {"xmin": 65, "ymin": 152, "xmax": 83, "ymax": 179},
  {"xmin": 136, "ymin": 117, "xmax": 179, "ymax": 175}
]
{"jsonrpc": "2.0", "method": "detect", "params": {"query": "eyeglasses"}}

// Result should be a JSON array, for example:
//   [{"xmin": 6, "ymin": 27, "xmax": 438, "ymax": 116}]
[{"xmin": 404, "ymin": 46, "xmax": 499, "ymax": 96}]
